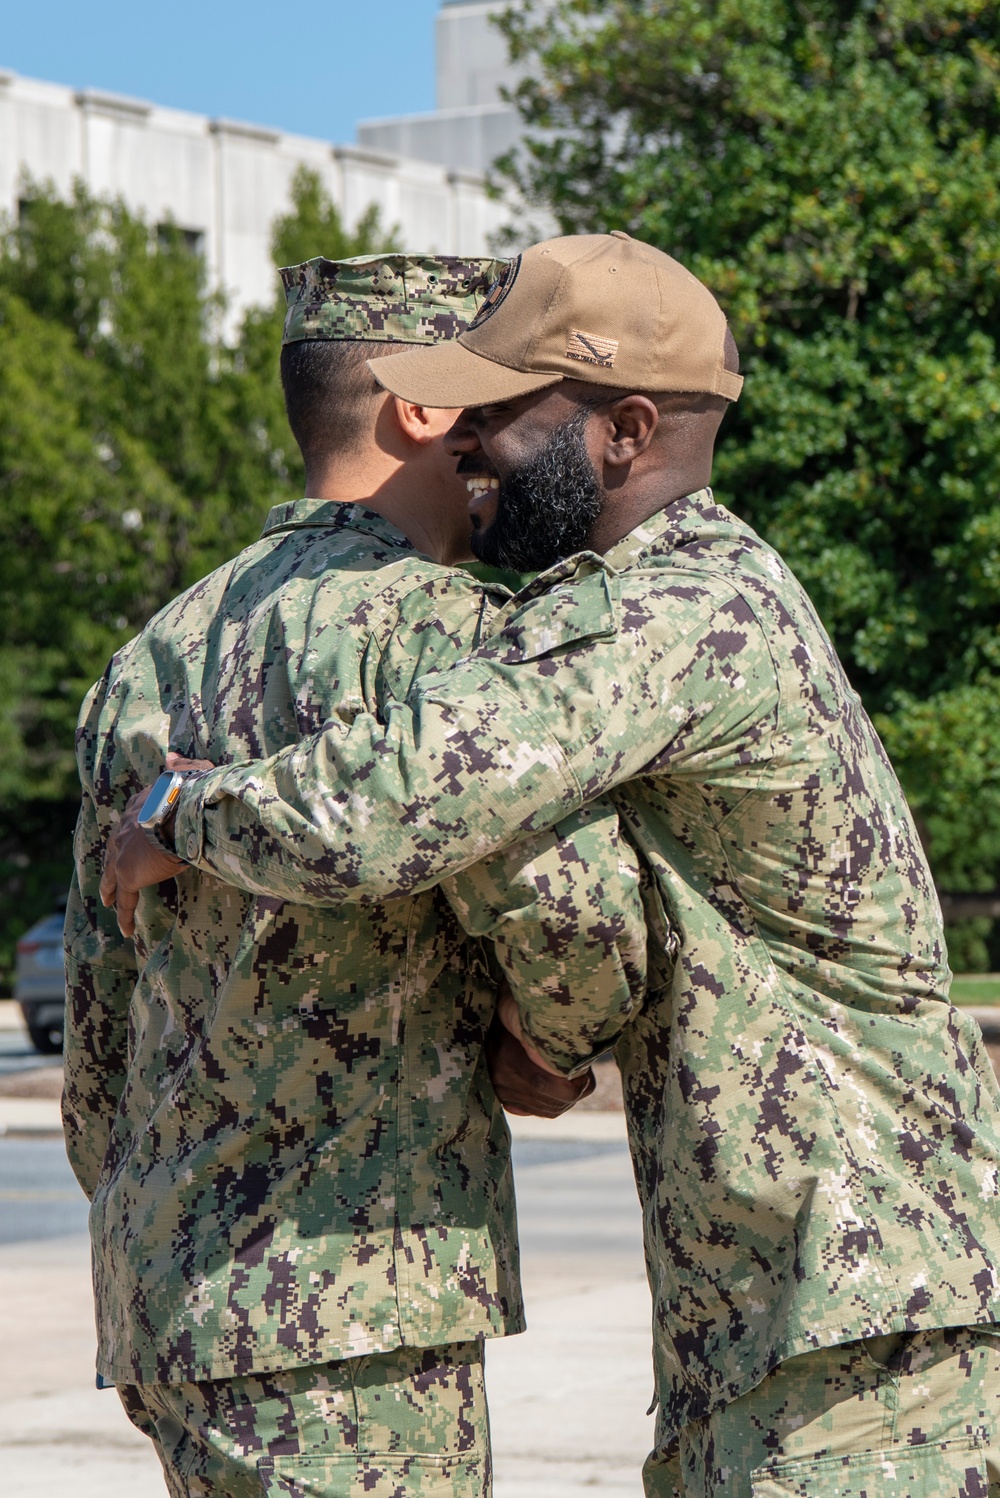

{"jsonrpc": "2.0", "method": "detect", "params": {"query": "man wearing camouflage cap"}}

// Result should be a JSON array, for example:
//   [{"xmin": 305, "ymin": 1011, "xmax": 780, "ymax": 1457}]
[
  {"xmin": 109, "ymin": 231, "xmax": 1000, "ymax": 1495},
  {"xmin": 65, "ymin": 250, "xmax": 648, "ymax": 1496}
]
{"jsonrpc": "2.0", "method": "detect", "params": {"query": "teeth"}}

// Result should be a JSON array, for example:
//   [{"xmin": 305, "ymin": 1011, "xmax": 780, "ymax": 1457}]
[{"xmin": 465, "ymin": 475, "xmax": 499, "ymax": 498}]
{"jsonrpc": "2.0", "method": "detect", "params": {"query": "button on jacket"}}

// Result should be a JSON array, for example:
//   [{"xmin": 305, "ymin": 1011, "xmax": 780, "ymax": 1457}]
[
  {"xmin": 171, "ymin": 490, "xmax": 1000, "ymax": 1440},
  {"xmin": 64, "ymin": 500, "xmax": 647, "ymax": 1385}
]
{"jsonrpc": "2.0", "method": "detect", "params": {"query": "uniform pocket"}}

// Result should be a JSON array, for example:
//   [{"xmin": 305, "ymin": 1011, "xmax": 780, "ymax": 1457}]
[
  {"xmin": 258, "ymin": 1452, "xmax": 485, "ymax": 1497},
  {"xmin": 750, "ymin": 1437, "xmax": 988, "ymax": 1498}
]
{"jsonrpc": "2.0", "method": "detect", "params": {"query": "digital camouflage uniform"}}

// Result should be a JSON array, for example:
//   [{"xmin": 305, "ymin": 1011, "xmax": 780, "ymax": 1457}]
[
  {"xmin": 119, "ymin": 1343, "xmax": 493, "ymax": 1498},
  {"xmin": 63, "ymin": 255, "xmax": 647, "ymax": 1497},
  {"xmin": 168, "ymin": 488, "xmax": 1000, "ymax": 1491},
  {"xmin": 662, "ymin": 1326, "xmax": 1000, "ymax": 1496}
]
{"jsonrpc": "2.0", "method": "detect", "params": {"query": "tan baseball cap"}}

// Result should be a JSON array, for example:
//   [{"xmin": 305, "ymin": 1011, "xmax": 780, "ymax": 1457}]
[{"xmin": 368, "ymin": 232, "xmax": 743, "ymax": 408}]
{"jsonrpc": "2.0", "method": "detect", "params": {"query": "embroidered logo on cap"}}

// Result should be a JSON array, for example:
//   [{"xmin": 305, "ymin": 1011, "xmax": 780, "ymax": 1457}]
[
  {"xmin": 566, "ymin": 328, "xmax": 619, "ymax": 367},
  {"xmin": 468, "ymin": 256, "xmax": 521, "ymax": 330}
]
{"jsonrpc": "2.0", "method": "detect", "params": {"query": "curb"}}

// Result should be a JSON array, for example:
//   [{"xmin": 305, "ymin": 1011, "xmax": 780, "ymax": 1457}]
[
  {"xmin": 964, "ymin": 1006, "xmax": 1000, "ymax": 1041},
  {"xmin": 507, "ymin": 1110, "xmax": 627, "ymax": 1144},
  {"xmin": 0, "ymin": 1099, "xmax": 64, "ymax": 1137},
  {"xmin": 0, "ymin": 1099, "xmax": 630, "ymax": 1143},
  {"xmin": 0, "ymin": 999, "xmax": 25, "ymax": 1033},
  {"xmin": 0, "ymin": 1097, "xmax": 631, "ymax": 1145}
]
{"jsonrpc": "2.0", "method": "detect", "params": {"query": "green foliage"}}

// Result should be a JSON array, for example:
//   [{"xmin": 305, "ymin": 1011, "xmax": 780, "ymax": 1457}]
[
  {"xmin": 236, "ymin": 166, "xmax": 397, "ymax": 502},
  {"xmin": 462, "ymin": 561, "xmax": 536, "ymax": 593},
  {"xmin": 876, "ymin": 681, "xmax": 1000, "ymax": 893},
  {"xmin": 939, "ymin": 919, "xmax": 993, "ymax": 974},
  {"xmin": 271, "ymin": 164, "xmax": 394, "ymax": 271},
  {"xmin": 0, "ymin": 168, "xmax": 390, "ymax": 988},
  {"xmin": 498, "ymin": 0, "xmax": 1000, "ymax": 946}
]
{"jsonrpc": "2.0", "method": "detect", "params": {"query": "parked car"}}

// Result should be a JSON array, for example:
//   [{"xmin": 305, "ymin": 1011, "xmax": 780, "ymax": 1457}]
[{"xmin": 14, "ymin": 905, "xmax": 66, "ymax": 1054}]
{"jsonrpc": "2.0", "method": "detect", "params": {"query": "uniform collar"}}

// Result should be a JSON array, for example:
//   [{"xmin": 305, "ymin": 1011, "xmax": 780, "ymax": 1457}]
[
  {"xmin": 261, "ymin": 497, "xmax": 414, "ymax": 551},
  {"xmin": 602, "ymin": 487, "xmax": 716, "ymax": 574}
]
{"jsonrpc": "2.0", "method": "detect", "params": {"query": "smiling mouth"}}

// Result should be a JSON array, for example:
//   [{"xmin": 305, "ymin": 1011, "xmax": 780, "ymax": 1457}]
[{"xmin": 465, "ymin": 475, "xmax": 500, "ymax": 500}]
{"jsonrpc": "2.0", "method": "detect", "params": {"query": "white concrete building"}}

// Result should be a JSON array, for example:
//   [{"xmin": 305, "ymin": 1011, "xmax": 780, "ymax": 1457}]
[
  {"xmin": 0, "ymin": 9, "xmax": 513, "ymax": 329},
  {"xmin": 358, "ymin": 1, "xmax": 524, "ymax": 176}
]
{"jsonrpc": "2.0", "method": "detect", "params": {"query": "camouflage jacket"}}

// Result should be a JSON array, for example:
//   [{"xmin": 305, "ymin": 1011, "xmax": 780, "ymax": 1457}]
[
  {"xmin": 63, "ymin": 499, "xmax": 646, "ymax": 1385},
  {"xmin": 170, "ymin": 489, "xmax": 1000, "ymax": 1439}
]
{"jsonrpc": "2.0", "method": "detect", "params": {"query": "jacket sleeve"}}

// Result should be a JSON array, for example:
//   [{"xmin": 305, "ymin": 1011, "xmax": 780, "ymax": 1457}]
[
  {"xmin": 442, "ymin": 798, "xmax": 649, "ymax": 1075},
  {"xmin": 170, "ymin": 564, "xmax": 769, "ymax": 902},
  {"xmin": 62, "ymin": 676, "xmax": 140, "ymax": 1200}
]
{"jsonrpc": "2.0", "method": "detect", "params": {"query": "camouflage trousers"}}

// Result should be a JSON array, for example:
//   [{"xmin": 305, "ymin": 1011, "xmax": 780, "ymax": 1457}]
[
  {"xmin": 118, "ymin": 1340, "xmax": 490, "ymax": 1498},
  {"xmin": 643, "ymin": 1326, "xmax": 1000, "ymax": 1498}
]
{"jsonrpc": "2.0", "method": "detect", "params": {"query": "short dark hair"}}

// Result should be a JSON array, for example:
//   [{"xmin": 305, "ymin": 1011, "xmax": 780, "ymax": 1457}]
[{"xmin": 279, "ymin": 340, "xmax": 396, "ymax": 467}]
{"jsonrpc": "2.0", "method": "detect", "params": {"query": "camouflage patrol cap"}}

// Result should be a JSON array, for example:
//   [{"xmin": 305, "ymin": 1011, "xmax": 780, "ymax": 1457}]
[{"xmin": 279, "ymin": 254, "xmax": 507, "ymax": 347}]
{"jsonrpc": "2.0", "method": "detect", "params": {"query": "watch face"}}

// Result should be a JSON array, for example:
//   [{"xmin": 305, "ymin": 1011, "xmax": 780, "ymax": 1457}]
[{"xmin": 137, "ymin": 773, "xmax": 182, "ymax": 828}]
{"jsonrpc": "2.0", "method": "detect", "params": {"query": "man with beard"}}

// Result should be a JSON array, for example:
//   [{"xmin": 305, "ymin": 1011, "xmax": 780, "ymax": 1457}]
[
  {"xmin": 105, "ymin": 233, "xmax": 1000, "ymax": 1496},
  {"xmin": 66, "ymin": 251, "xmax": 648, "ymax": 1498}
]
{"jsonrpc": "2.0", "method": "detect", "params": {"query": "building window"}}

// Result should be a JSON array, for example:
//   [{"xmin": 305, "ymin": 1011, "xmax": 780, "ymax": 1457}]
[{"xmin": 156, "ymin": 223, "xmax": 205, "ymax": 256}]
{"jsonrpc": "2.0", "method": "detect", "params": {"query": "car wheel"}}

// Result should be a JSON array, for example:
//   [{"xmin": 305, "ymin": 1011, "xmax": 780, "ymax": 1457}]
[{"xmin": 28, "ymin": 1022, "xmax": 64, "ymax": 1056}]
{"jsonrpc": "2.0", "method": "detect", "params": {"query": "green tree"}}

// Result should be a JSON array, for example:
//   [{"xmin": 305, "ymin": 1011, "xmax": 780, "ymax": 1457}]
[
  {"xmin": 271, "ymin": 164, "xmax": 391, "ymax": 271},
  {"xmin": 498, "ymin": 0, "xmax": 1000, "ymax": 961},
  {"xmin": 236, "ymin": 166, "xmax": 396, "ymax": 498},
  {"xmin": 0, "ymin": 169, "xmax": 392, "ymax": 989}
]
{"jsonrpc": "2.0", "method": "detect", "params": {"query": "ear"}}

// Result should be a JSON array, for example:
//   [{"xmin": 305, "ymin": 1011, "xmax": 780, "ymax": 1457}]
[
  {"xmin": 601, "ymin": 396, "xmax": 659, "ymax": 469},
  {"xmin": 393, "ymin": 397, "xmax": 460, "ymax": 446}
]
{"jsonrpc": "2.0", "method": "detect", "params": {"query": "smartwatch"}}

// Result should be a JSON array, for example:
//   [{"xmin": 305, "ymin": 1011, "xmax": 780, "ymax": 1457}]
[{"xmin": 137, "ymin": 770, "xmax": 189, "ymax": 840}]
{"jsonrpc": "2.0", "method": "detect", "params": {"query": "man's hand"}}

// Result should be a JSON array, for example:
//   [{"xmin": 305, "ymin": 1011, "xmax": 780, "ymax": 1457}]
[
  {"xmin": 100, "ymin": 791, "xmax": 187, "ymax": 938},
  {"xmin": 99, "ymin": 755, "xmax": 214, "ymax": 939},
  {"xmin": 485, "ymin": 994, "xmax": 595, "ymax": 1119},
  {"xmin": 164, "ymin": 753, "xmax": 214, "ymax": 775},
  {"xmin": 496, "ymin": 989, "xmax": 567, "ymax": 1076},
  {"xmin": 99, "ymin": 749, "xmax": 215, "ymax": 934}
]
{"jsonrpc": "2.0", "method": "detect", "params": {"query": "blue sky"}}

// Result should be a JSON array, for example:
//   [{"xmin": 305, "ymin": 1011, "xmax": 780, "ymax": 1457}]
[{"xmin": 1, "ymin": 0, "xmax": 445, "ymax": 144}]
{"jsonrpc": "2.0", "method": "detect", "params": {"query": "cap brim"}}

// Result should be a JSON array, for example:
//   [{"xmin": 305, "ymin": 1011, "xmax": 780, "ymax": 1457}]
[{"xmin": 369, "ymin": 339, "xmax": 563, "ymax": 408}]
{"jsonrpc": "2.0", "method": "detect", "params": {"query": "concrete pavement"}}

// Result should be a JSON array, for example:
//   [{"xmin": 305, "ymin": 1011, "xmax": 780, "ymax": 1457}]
[
  {"xmin": 488, "ymin": 1136, "xmax": 652, "ymax": 1496},
  {"xmin": 0, "ymin": 1121, "xmax": 651, "ymax": 1497}
]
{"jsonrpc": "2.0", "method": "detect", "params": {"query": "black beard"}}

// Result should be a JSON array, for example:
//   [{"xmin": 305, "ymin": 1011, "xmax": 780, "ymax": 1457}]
[{"xmin": 470, "ymin": 408, "xmax": 605, "ymax": 572}]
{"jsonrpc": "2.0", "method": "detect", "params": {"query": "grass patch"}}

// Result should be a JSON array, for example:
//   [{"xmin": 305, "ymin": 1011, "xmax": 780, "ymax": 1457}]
[{"xmin": 951, "ymin": 974, "xmax": 1000, "ymax": 1006}]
